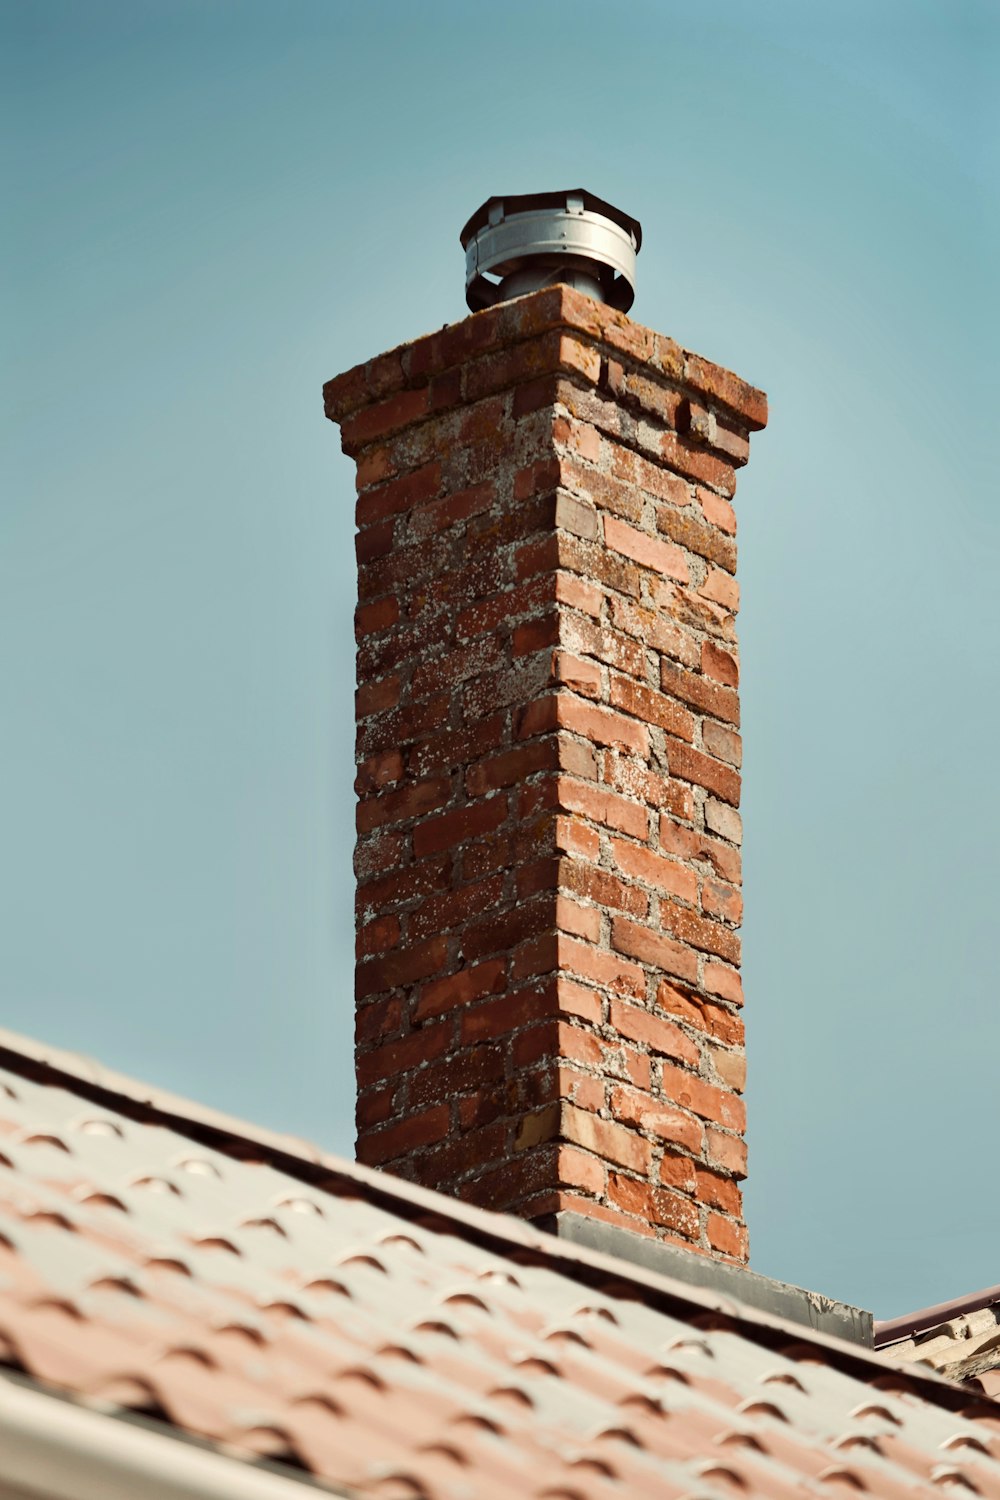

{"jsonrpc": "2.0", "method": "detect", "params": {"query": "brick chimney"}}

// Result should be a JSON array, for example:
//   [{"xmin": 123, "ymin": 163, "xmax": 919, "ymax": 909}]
[{"xmin": 324, "ymin": 225, "xmax": 766, "ymax": 1262}]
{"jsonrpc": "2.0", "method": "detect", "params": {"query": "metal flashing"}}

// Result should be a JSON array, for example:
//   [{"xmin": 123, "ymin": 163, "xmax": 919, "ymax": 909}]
[{"xmin": 548, "ymin": 1210, "xmax": 874, "ymax": 1346}]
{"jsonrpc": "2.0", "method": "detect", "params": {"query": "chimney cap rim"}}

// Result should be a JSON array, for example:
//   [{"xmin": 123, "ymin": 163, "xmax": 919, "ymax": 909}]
[{"xmin": 460, "ymin": 189, "xmax": 642, "ymax": 253}]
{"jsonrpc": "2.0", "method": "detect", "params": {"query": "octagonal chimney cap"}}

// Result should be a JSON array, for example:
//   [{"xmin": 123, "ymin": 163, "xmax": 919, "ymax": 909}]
[{"xmin": 461, "ymin": 189, "xmax": 641, "ymax": 313}]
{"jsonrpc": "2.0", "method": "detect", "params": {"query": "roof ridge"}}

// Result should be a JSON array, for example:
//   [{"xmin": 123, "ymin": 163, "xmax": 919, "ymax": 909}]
[{"xmin": 0, "ymin": 1026, "xmax": 987, "ymax": 1415}]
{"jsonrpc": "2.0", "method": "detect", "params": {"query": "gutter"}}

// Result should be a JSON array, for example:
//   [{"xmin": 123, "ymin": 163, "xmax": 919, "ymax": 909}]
[{"xmin": 0, "ymin": 1372, "xmax": 352, "ymax": 1500}]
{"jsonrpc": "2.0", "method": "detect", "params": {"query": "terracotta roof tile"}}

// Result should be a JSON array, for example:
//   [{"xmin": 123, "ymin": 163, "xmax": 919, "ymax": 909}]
[{"xmin": 0, "ymin": 1034, "xmax": 997, "ymax": 1499}]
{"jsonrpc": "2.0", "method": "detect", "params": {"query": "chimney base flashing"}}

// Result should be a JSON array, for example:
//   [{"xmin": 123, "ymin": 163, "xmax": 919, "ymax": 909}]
[{"xmin": 544, "ymin": 1210, "xmax": 873, "ymax": 1347}]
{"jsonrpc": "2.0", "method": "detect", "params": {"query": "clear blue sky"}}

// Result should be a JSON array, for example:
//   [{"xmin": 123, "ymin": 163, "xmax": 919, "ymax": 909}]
[{"xmin": 2, "ymin": 0, "xmax": 997, "ymax": 1319}]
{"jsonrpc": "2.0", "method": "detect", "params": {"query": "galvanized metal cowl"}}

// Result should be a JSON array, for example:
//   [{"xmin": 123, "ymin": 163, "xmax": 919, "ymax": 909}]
[{"xmin": 461, "ymin": 189, "xmax": 642, "ymax": 313}]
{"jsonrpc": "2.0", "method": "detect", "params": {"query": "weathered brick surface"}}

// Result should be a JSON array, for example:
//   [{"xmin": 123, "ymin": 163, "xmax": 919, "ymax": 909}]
[{"xmin": 326, "ymin": 284, "xmax": 766, "ymax": 1263}]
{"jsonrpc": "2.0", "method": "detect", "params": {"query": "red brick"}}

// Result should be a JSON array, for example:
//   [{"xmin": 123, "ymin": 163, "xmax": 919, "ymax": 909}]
[
  {"xmin": 354, "ymin": 992, "xmax": 403, "ymax": 1046},
  {"xmin": 553, "ymin": 490, "xmax": 600, "ymax": 541},
  {"xmin": 660, "ymin": 1062, "xmax": 745, "ymax": 1131},
  {"xmin": 604, "ymin": 515, "xmax": 689, "ymax": 582},
  {"xmin": 353, "ymin": 827, "xmax": 408, "ymax": 886},
  {"xmin": 554, "ymin": 814, "xmax": 601, "ymax": 862},
  {"xmin": 459, "ymin": 897, "xmax": 553, "ymax": 965},
  {"xmin": 514, "ymin": 456, "xmax": 561, "ymax": 502},
  {"xmin": 413, "ymin": 794, "xmax": 508, "ymax": 858},
  {"xmin": 331, "ymin": 289, "xmax": 764, "ymax": 1246},
  {"xmin": 560, "ymin": 936, "xmax": 646, "ymax": 999},
  {"xmin": 517, "ymin": 694, "xmax": 650, "ymax": 759},
  {"xmin": 354, "ymin": 748, "xmax": 404, "ymax": 795},
  {"xmin": 415, "ymin": 959, "xmax": 507, "ymax": 1021},
  {"xmin": 409, "ymin": 873, "xmax": 507, "ymax": 942},
  {"xmin": 607, "ymin": 596, "xmax": 698, "ymax": 668},
  {"xmin": 559, "ymin": 858, "xmax": 648, "ymax": 918},
  {"xmin": 409, "ymin": 480, "xmax": 495, "ymax": 539},
  {"xmin": 547, "ymin": 1191, "xmax": 656, "ymax": 1238},
  {"xmin": 561, "ymin": 613, "xmax": 646, "ymax": 679},
  {"xmin": 660, "ymin": 430, "xmax": 736, "ymax": 495},
  {"xmin": 702, "ymin": 641, "xmax": 739, "ymax": 686},
  {"xmin": 656, "ymin": 981, "xmax": 744, "ymax": 1047},
  {"xmin": 554, "ymin": 570, "xmax": 603, "ymax": 617},
  {"xmin": 610, "ymin": 916, "xmax": 699, "ymax": 984},
  {"xmin": 459, "ymin": 984, "xmax": 551, "ymax": 1045},
  {"xmin": 696, "ymin": 486, "xmax": 737, "ymax": 536},
  {"xmin": 608, "ymin": 1085, "xmax": 703, "ymax": 1154},
  {"xmin": 609, "ymin": 674, "xmax": 695, "ymax": 742},
  {"xmin": 411, "ymin": 636, "xmax": 506, "ymax": 702},
  {"xmin": 553, "ymin": 776, "xmax": 648, "ymax": 841},
  {"xmin": 355, "ymin": 460, "xmax": 442, "ymax": 527},
  {"xmin": 600, "ymin": 753, "xmax": 693, "ymax": 822},
  {"xmin": 660, "ymin": 1151, "xmax": 697, "ymax": 1194},
  {"xmin": 552, "ymin": 414, "xmax": 602, "ymax": 465},
  {"xmin": 607, "ymin": 998, "xmax": 699, "ymax": 1067},
  {"xmin": 512, "ymin": 613, "xmax": 560, "ymax": 656},
  {"xmin": 608, "ymin": 447, "xmax": 690, "ymax": 507},
  {"xmin": 609, "ymin": 838, "xmax": 698, "ymax": 905},
  {"xmin": 556, "ymin": 893, "xmax": 601, "ymax": 943},
  {"xmin": 356, "ymin": 853, "xmax": 451, "ymax": 916},
  {"xmin": 552, "ymin": 533, "xmax": 642, "ymax": 598},
  {"xmin": 709, "ymin": 1044, "xmax": 747, "ymax": 1093},
  {"xmin": 700, "ymin": 566, "xmax": 740, "ymax": 613},
  {"xmin": 702, "ymin": 878, "xmax": 742, "ymax": 925},
  {"xmin": 408, "ymin": 1045, "xmax": 505, "ymax": 1109},
  {"xmin": 355, "ymin": 594, "xmax": 400, "ymax": 639},
  {"xmin": 656, "ymin": 504, "xmax": 737, "ymax": 574},
  {"xmin": 466, "ymin": 740, "xmax": 555, "ymax": 797},
  {"xmin": 356, "ymin": 1103, "xmax": 450, "ymax": 1166},
  {"xmin": 355, "ymin": 1020, "xmax": 451, "ymax": 1088},
  {"xmin": 356, "ymin": 914, "xmax": 401, "ymax": 960},
  {"xmin": 561, "ymin": 458, "xmax": 644, "ymax": 523},
  {"xmin": 704, "ymin": 798, "xmax": 743, "ymax": 844},
  {"xmin": 658, "ymin": 819, "xmax": 742, "ymax": 885},
  {"xmin": 356, "ymin": 775, "xmax": 450, "ymax": 834},
  {"xmin": 706, "ymin": 1212, "xmax": 749, "ymax": 1261},
  {"xmin": 355, "ymin": 936, "xmax": 450, "ymax": 1000},
  {"xmin": 423, "ymin": 1122, "xmax": 510, "ymax": 1189},
  {"xmin": 651, "ymin": 1186, "xmax": 700, "ymax": 1239},
  {"xmin": 659, "ymin": 899, "xmax": 740, "ymax": 963},
  {"xmin": 553, "ymin": 1018, "xmax": 606, "ymax": 1067},
  {"xmin": 706, "ymin": 1127, "xmax": 748, "ymax": 1179},
  {"xmin": 344, "ymin": 387, "xmax": 431, "ymax": 450},
  {"xmin": 665, "ymin": 739, "xmax": 741, "ymax": 806},
  {"xmin": 408, "ymin": 716, "xmax": 506, "ymax": 778},
  {"xmin": 683, "ymin": 353, "xmax": 767, "ymax": 430},
  {"xmin": 695, "ymin": 1166, "xmax": 742, "ymax": 1216},
  {"xmin": 455, "ymin": 576, "xmax": 551, "ymax": 641},
  {"xmin": 557, "ymin": 1145, "xmax": 607, "ymax": 1195},
  {"xmin": 659, "ymin": 662, "xmax": 739, "ymax": 727},
  {"xmin": 702, "ymin": 721, "xmax": 742, "ymax": 768},
  {"xmin": 623, "ymin": 1046, "xmax": 651, "ymax": 1090},
  {"xmin": 703, "ymin": 962, "xmax": 744, "ymax": 1006},
  {"xmin": 606, "ymin": 1171, "xmax": 655, "ymax": 1220},
  {"xmin": 357, "ymin": 695, "xmax": 450, "ymax": 757},
  {"xmin": 551, "ymin": 650, "xmax": 602, "ymax": 699},
  {"xmin": 562, "ymin": 1103, "xmax": 651, "ymax": 1174},
  {"xmin": 355, "ymin": 517, "xmax": 395, "ymax": 567},
  {"xmin": 355, "ymin": 1079, "xmax": 396, "ymax": 1129}
]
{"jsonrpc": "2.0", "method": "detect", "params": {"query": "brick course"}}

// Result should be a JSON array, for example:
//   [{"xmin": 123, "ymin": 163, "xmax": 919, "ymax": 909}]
[{"xmin": 325, "ymin": 284, "xmax": 766, "ymax": 1263}]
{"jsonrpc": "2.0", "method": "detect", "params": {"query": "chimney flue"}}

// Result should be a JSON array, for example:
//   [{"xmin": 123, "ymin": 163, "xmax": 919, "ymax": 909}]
[{"xmin": 461, "ymin": 190, "xmax": 641, "ymax": 313}]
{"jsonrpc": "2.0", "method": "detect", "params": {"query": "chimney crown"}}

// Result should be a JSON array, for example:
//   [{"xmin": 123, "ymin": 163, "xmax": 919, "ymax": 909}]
[{"xmin": 461, "ymin": 190, "xmax": 641, "ymax": 313}]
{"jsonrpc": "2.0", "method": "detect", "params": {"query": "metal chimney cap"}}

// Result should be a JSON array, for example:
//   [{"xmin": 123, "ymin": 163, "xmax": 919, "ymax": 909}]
[{"xmin": 460, "ymin": 190, "xmax": 642, "ymax": 314}]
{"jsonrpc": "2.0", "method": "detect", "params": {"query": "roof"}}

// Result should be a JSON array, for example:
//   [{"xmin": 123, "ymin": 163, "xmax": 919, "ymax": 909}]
[
  {"xmin": 1, "ymin": 1027, "xmax": 998, "ymax": 1500},
  {"xmin": 876, "ymin": 1288, "xmax": 1000, "ymax": 1399}
]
